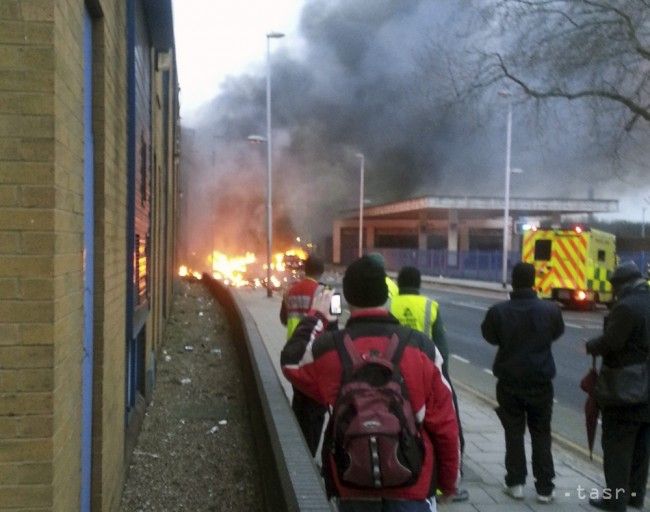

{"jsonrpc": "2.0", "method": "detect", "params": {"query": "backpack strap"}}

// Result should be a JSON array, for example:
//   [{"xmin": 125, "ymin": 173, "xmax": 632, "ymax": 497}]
[
  {"xmin": 391, "ymin": 327, "xmax": 413, "ymax": 366},
  {"xmin": 390, "ymin": 328, "xmax": 413, "ymax": 401},
  {"xmin": 334, "ymin": 327, "xmax": 413, "ymax": 382},
  {"xmin": 339, "ymin": 332, "xmax": 396, "ymax": 374},
  {"xmin": 332, "ymin": 330, "xmax": 354, "ymax": 383},
  {"xmin": 342, "ymin": 334, "xmax": 365, "ymax": 372}
]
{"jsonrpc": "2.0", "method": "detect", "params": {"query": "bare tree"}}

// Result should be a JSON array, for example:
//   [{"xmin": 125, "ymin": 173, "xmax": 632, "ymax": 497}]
[{"xmin": 472, "ymin": 0, "xmax": 650, "ymax": 131}]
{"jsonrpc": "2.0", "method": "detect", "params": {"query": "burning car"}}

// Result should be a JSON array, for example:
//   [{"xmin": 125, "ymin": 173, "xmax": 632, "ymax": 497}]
[
  {"xmin": 282, "ymin": 253, "xmax": 304, "ymax": 272},
  {"xmin": 178, "ymin": 246, "xmax": 311, "ymax": 293}
]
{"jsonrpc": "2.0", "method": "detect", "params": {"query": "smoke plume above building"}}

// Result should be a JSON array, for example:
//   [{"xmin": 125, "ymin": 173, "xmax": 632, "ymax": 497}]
[{"xmin": 179, "ymin": 0, "xmax": 649, "ymax": 262}]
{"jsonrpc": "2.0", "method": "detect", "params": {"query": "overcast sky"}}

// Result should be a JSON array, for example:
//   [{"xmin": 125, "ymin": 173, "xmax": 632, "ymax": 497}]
[
  {"xmin": 172, "ymin": 0, "xmax": 305, "ymax": 119},
  {"xmin": 170, "ymin": 0, "xmax": 649, "ymax": 224}
]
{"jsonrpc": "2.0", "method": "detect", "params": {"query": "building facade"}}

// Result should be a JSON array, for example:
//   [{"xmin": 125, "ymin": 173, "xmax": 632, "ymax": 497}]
[
  {"xmin": 333, "ymin": 195, "xmax": 619, "ymax": 264},
  {"xmin": 0, "ymin": 1, "xmax": 179, "ymax": 510}
]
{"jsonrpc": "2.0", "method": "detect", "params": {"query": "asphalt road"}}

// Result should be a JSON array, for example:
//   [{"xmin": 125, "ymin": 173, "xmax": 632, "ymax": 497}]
[
  {"xmin": 320, "ymin": 270, "xmax": 607, "ymax": 458},
  {"xmin": 421, "ymin": 283, "xmax": 607, "ymax": 459}
]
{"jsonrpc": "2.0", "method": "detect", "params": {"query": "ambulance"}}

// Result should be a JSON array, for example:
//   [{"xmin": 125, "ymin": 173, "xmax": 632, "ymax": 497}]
[{"xmin": 521, "ymin": 225, "xmax": 617, "ymax": 308}]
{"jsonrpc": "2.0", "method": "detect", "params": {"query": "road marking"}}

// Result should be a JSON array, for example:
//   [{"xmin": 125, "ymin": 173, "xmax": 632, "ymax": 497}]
[
  {"xmin": 482, "ymin": 368, "xmax": 493, "ymax": 376},
  {"xmin": 565, "ymin": 321, "xmax": 603, "ymax": 330},
  {"xmin": 564, "ymin": 322, "xmax": 583, "ymax": 329},
  {"xmin": 450, "ymin": 354, "xmax": 469, "ymax": 363},
  {"xmin": 451, "ymin": 300, "xmax": 488, "ymax": 311}
]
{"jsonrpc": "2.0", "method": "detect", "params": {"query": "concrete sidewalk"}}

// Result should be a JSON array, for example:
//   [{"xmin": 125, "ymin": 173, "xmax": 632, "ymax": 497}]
[{"xmin": 237, "ymin": 287, "xmax": 609, "ymax": 511}]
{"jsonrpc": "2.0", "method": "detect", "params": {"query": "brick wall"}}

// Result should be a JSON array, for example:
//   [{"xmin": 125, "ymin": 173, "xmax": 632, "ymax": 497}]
[
  {"xmin": 0, "ymin": 0, "xmax": 56, "ymax": 509},
  {"xmin": 0, "ymin": 1, "xmax": 177, "ymax": 510},
  {"xmin": 87, "ymin": 2, "xmax": 129, "ymax": 510},
  {"xmin": 90, "ymin": 1, "xmax": 129, "ymax": 508},
  {"xmin": 51, "ymin": 1, "xmax": 84, "ymax": 509}
]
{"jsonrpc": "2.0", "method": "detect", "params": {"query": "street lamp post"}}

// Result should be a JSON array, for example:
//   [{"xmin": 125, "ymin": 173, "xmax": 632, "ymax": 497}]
[
  {"xmin": 642, "ymin": 198, "xmax": 650, "ymax": 238},
  {"xmin": 265, "ymin": 31, "xmax": 284, "ymax": 297},
  {"xmin": 356, "ymin": 153, "xmax": 365, "ymax": 258},
  {"xmin": 499, "ymin": 91, "xmax": 513, "ymax": 289}
]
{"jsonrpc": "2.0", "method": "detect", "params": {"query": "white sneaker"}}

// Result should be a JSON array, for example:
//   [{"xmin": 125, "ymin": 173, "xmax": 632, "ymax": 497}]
[
  {"xmin": 536, "ymin": 491, "xmax": 554, "ymax": 504},
  {"xmin": 504, "ymin": 484, "xmax": 524, "ymax": 500}
]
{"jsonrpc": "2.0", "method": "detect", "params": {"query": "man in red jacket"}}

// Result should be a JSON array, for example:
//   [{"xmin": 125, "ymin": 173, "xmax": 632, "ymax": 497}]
[
  {"xmin": 281, "ymin": 256, "xmax": 459, "ymax": 511},
  {"xmin": 280, "ymin": 255, "xmax": 330, "ymax": 456}
]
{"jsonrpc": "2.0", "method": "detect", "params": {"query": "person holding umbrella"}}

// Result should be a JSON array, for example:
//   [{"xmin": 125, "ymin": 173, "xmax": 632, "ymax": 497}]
[
  {"xmin": 579, "ymin": 355, "xmax": 600, "ymax": 460},
  {"xmin": 586, "ymin": 261, "xmax": 650, "ymax": 511}
]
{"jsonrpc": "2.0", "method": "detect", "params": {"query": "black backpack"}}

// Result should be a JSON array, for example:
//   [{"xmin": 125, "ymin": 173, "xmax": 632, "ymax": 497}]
[{"xmin": 327, "ymin": 330, "xmax": 424, "ymax": 489}]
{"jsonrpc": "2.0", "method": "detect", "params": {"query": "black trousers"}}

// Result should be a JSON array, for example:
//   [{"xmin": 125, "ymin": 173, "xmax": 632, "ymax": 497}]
[
  {"xmin": 601, "ymin": 412, "xmax": 650, "ymax": 508},
  {"xmin": 441, "ymin": 362, "xmax": 465, "ymax": 456},
  {"xmin": 291, "ymin": 387, "xmax": 326, "ymax": 456},
  {"xmin": 495, "ymin": 381, "xmax": 555, "ymax": 495}
]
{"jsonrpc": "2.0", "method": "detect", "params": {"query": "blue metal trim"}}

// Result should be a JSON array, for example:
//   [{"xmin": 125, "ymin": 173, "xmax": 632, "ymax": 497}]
[
  {"xmin": 142, "ymin": 0, "xmax": 174, "ymax": 49},
  {"xmin": 81, "ymin": 7, "xmax": 94, "ymax": 511},
  {"xmin": 125, "ymin": 0, "xmax": 136, "ymax": 418}
]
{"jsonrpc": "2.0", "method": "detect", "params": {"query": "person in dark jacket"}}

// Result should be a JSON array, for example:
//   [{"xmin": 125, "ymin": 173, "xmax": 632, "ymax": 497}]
[
  {"xmin": 281, "ymin": 256, "xmax": 460, "ymax": 511},
  {"xmin": 586, "ymin": 261, "xmax": 650, "ymax": 511},
  {"xmin": 481, "ymin": 262, "xmax": 564, "ymax": 503}
]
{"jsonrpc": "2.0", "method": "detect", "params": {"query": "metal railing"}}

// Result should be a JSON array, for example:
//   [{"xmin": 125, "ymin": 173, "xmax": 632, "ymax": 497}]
[{"xmin": 361, "ymin": 249, "xmax": 650, "ymax": 283}]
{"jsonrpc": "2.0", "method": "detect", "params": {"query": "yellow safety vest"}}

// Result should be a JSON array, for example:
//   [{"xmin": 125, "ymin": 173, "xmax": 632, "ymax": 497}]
[
  {"xmin": 286, "ymin": 298, "xmax": 313, "ymax": 339},
  {"xmin": 388, "ymin": 294, "xmax": 438, "ymax": 336},
  {"xmin": 386, "ymin": 276, "xmax": 399, "ymax": 299}
]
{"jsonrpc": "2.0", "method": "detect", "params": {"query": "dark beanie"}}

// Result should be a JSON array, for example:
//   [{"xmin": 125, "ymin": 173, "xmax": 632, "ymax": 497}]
[
  {"xmin": 367, "ymin": 252, "xmax": 386, "ymax": 269},
  {"xmin": 609, "ymin": 261, "xmax": 642, "ymax": 287},
  {"xmin": 397, "ymin": 266, "xmax": 421, "ymax": 290},
  {"xmin": 343, "ymin": 255, "xmax": 388, "ymax": 307},
  {"xmin": 511, "ymin": 262, "xmax": 535, "ymax": 289},
  {"xmin": 303, "ymin": 255, "xmax": 324, "ymax": 277}
]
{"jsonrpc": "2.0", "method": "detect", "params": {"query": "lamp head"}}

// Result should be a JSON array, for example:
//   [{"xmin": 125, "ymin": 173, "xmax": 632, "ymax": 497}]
[{"xmin": 267, "ymin": 31, "xmax": 285, "ymax": 39}]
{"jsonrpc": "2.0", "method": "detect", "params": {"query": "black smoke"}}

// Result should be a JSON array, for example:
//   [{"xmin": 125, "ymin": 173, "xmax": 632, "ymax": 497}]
[{"xmin": 179, "ymin": 0, "xmax": 648, "ymax": 264}]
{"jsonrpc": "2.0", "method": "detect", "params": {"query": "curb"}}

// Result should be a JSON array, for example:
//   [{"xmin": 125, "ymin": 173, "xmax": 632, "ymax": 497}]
[{"xmin": 203, "ymin": 276, "xmax": 334, "ymax": 511}]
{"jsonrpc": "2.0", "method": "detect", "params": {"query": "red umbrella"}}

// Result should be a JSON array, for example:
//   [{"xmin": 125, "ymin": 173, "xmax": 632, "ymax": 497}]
[{"xmin": 579, "ymin": 356, "xmax": 600, "ymax": 459}]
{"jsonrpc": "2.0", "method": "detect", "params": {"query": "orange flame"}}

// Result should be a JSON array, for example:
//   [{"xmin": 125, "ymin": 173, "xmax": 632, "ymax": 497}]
[
  {"xmin": 178, "ymin": 265, "xmax": 203, "ymax": 280},
  {"xmin": 210, "ymin": 251, "xmax": 256, "ymax": 288},
  {"xmin": 284, "ymin": 247, "xmax": 308, "ymax": 259},
  {"xmin": 179, "ymin": 247, "xmax": 308, "ymax": 290}
]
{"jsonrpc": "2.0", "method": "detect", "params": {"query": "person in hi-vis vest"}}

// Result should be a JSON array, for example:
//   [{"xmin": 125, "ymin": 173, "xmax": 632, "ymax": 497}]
[
  {"xmin": 389, "ymin": 265, "xmax": 469, "ymax": 503},
  {"xmin": 280, "ymin": 255, "xmax": 333, "ymax": 456}
]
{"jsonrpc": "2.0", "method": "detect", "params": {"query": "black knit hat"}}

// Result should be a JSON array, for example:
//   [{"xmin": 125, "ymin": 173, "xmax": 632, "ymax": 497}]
[
  {"xmin": 609, "ymin": 261, "xmax": 642, "ymax": 287},
  {"xmin": 397, "ymin": 266, "xmax": 421, "ymax": 290},
  {"xmin": 303, "ymin": 255, "xmax": 324, "ymax": 277},
  {"xmin": 512, "ymin": 262, "xmax": 535, "ymax": 289},
  {"xmin": 367, "ymin": 252, "xmax": 386, "ymax": 269},
  {"xmin": 343, "ymin": 255, "xmax": 388, "ymax": 307}
]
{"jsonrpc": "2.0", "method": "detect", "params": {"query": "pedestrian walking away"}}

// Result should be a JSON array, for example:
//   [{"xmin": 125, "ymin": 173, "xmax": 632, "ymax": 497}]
[
  {"xmin": 279, "ymin": 254, "xmax": 334, "ymax": 456},
  {"xmin": 389, "ymin": 265, "xmax": 469, "ymax": 503},
  {"xmin": 586, "ymin": 261, "xmax": 650, "ymax": 512},
  {"xmin": 481, "ymin": 261, "xmax": 564, "ymax": 504},
  {"xmin": 281, "ymin": 255, "xmax": 460, "ymax": 511}
]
